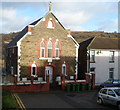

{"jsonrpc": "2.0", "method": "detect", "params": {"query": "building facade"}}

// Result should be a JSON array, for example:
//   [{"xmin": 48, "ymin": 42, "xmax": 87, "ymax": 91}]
[
  {"xmin": 87, "ymin": 37, "xmax": 119, "ymax": 85},
  {"xmin": 77, "ymin": 37, "xmax": 119, "ymax": 85},
  {"xmin": 6, "ymin": 10, "xmax": 78, "ymax": 87}
]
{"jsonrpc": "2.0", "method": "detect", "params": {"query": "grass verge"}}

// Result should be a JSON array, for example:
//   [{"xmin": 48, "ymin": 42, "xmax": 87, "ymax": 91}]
[{"xmin": 2, "ymin": 90, "xmax": 18, "ymax": 109}]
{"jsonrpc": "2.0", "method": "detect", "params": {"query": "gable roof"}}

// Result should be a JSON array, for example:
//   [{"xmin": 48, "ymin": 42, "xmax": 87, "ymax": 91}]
[
  {"xmin": 29, "ymin": 18, "xmax": 42, "ymax": 25},
  {"xmin": 7, "ymin": 12, "xmax": 65, "ymax": 48},
  {"xmin": 7, "ymin": 26, "xmax": 28, "ymax": 47},
  {"xmin": 7, "ymin": 18, "xmax": 43, "ymax": 48},
  {"xmin": 87, "ymin": 37, "xmax": 119, "ymax": 50}
]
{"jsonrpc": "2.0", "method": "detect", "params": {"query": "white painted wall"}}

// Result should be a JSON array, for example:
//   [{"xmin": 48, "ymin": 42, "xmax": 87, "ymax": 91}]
[{"xmin": 88, "ymin": 49, "xmax": 119, "ymax": 85}]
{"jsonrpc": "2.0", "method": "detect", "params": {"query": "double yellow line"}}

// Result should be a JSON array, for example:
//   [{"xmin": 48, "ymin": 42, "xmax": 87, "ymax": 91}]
[{"xmin": 13, "ymin": 93, "xmax": 26, "ymax": 110}]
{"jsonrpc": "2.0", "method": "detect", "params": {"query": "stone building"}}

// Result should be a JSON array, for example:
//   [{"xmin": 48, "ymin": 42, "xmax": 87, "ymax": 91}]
[{"xmin": 6, "ymin": 4, "xmax": 78, "ymax": 88}]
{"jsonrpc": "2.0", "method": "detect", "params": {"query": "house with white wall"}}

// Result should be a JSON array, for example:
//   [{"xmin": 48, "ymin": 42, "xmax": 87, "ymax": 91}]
[{"xmin": 87, "ymin": 37, "xmax": 119, "ymax": 85}]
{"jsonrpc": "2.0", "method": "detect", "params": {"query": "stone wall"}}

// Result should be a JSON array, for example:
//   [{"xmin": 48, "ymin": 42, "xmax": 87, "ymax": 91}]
[{"xmin": 19, "ymin": 12, "xmax": 76, "ymax": 78}]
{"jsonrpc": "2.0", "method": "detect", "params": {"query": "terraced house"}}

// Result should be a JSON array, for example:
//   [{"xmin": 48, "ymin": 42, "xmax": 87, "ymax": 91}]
[
  {"xmin": 6, "ymin": 4, "xmax": 79, "ymax": 88},
  {"xmin": 78, "ymin": 37, "xmax": 119, "ymax": 85}
]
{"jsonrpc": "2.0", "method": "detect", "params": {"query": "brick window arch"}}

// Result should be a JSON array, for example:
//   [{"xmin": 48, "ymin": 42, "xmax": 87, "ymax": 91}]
[
  {"xmin": 48, "ymin": 40, "xmax": 52, "ymax": 58},
  {"xmin": 47, "ymin": 18, "xmax": 55, "ymax": 29},
  {"xmin": 40, "ymin": 41, "xmax": 45, "ymax": 58}
]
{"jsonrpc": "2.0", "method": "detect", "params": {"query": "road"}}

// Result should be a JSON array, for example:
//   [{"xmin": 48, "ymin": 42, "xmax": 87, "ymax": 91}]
[{"xmin": 18, "ymin": 90, "xmax": 117, "ymax": 110}]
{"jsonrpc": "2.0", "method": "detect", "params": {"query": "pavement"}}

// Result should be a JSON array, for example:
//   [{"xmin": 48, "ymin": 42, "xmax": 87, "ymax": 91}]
[{"xmin": 17, "ymin": 90, "xmax": 117, "ymax": 110}]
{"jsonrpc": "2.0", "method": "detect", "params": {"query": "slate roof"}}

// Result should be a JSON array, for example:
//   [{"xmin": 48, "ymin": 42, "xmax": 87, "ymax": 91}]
[
  {"xmin": 7, "ymin": 17, "xmax": 43, "ymax": 48},
  {"xmin": 29, "ymin": 18, "xmax": 42, "ymax": 25},
  {"xmin": 7, "ymin": 26, "xmax": 28, "ymax": 47},
  {"xmin": 87, "ymin": 37, "xmax": 119, "ymax": 50}
]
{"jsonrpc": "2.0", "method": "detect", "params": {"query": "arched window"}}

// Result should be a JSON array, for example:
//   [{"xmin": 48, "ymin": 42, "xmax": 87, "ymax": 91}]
[
  {"xmin": 48, "ymin": 40, "xmax": 52, "ymax": 58},
  {"xmin": 40, "ymin": 41, "xmax": 45, "ymax": 58},
  {"xmin": 62, "ymin": 63, "xmax": 66, "ymax": 75},
  {"xmin": 55, "ymin": 41, "xmax": 59, "ymax": 58},
  {"xmin": 47, "ymin": 20, "xmax": 53, "ymax": 28},
  {"xmin": 31, "ymin": 61, "xmax": 37, "ymax": 77}
]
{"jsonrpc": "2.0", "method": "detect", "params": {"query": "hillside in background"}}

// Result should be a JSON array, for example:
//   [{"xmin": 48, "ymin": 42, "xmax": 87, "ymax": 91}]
[
  {"xmin": 1, "ymin": 31, "xmax": 118, "ymax": 44},
  {"xmin": 0, "ymin": 32, "xmax": 20, "ymax": 71},
  {"xmin": 71, "ymin": 31, "xmax": 118, "ymax": 43}
]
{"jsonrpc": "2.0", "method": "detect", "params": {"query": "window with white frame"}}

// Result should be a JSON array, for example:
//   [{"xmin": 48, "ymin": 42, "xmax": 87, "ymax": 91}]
[
  {"xmin": 62, "ymin": 64, "xmax": 66, "ymax": 75},
  {"xmin": 55, "ymin": 41, "xmax": 59, "ymax": 58},
  {"xmin": 109, "ymin": 51, "xmax": 115, "ymax": 63},
  {"xmin": 109, "ymin": 68, "xmax": 114, "ymax": 79},
  {"xmin": 90, "ymin": 50, "xmax": 95, "ymax": 62},
  {"xmin": 48, "ymin": 40, "xmax": 52, "ymax": 58},
  {"xmin": 31, "ymin": 62, "xmax": 37, "ymax": 77},
  {"xmin": 40, "ymin": 41, "xmax": 45, "ymax": 58},
  {"xmin": 47, "ymin": 19, "xmax": 54, "ymax": 28},
  {"xmin": 90, "ymin": 67, "xmax": 95, "ymax": 73}
]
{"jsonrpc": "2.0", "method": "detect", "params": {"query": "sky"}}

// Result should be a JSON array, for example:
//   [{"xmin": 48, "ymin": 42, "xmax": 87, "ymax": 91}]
[{"xmin": 0, "ymin": 0, "xmax": 119, "ymax": 33}]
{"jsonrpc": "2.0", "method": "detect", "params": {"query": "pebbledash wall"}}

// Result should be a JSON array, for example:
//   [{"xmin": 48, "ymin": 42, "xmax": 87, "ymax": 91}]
[{"xmin": 6, "ymin": 11, "xmax": 78, "ymax": 86}]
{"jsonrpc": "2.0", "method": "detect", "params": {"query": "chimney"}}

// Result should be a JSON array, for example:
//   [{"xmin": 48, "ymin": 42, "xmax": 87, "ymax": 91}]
[
  {"xmin": 67, "ymin": 29, "xmax": 71, "ymax": 35},
  {"xmin": 28, "ymin": 26, "xmax": 32, "ymax": 35}
]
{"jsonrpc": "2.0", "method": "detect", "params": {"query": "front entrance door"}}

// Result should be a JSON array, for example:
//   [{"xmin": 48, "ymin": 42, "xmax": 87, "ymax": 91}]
[{"xmin": 45, "ymin": 66, "xmax": 53, "ymax": 83}]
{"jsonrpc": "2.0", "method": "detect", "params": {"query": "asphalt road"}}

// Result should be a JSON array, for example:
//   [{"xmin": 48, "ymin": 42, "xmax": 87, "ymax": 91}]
[{"xmin": 18, "ymin": 90, "xmax": 117, "ymax": 110}]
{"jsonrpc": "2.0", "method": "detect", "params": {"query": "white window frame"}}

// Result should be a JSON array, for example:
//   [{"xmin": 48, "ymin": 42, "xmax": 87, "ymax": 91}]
[
  {"xmin": 109, "ymin": 68, "xmax": 114, "ymax": 79},
  {"xmin": 47, "ymin": 18, "xmax": 54, "ymax": 29},
  {"xmin": 55, "ymin": 41, "xmax": 59, "ymax": 58},
  {"xmin": 90, "ymin": 67, "xmax": 95, "ymax": 74},
  {"xmin": 62, "ymin": 64, "xmax": 66, "ymax": 76},
  {"xmin": 40, "ymin": 41, "xmax": 45, "ymax": 58},
  {"xmin": 31, "ymin": 63, "xmax": 37, "ymax": 77},
  {"xmin": 48, "ymin": 40, "xmax": 52, "ymax": 58},
  {"xmin": 90, "ymin": 50, "xmax": 95, "ymax": 62},
  {"xmin": 109, "ymin": 51, "xmax": 115, "ymax": 63}
]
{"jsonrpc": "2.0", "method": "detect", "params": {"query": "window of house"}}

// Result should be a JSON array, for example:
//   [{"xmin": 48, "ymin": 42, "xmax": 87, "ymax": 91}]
[
  {"xmin": 90, "ymin": 50, "xmax": 95, "ymax": 62},
  {"xmin": 40, "ymin": 41, "xmax": 45, "ymax": 58},
  {"xmin": 62, "ymin": 64, "xmax": 66, "ymax": 75},
  {"xmin": 11, "ymin": 66, "xmax": 13, "ymax": 75},
  {"xmin": 109, "ymin": 68, "xmax": 114, "ymax": 79},
  {"xmin": 55, "ymin": 41, "xmax": 59, "ymax": 58},
  {"xmin": 47, "ymin": 18, "xmax": 54, "ymax": 28},
  {"xmin": 90, "ymin": 67, "xmax": 95, "ymax": 73},
  {"xmin": 48, "ymin": 40, "xmax": 52, "ymax": 58},
  {"xmin": 109, "ymin": 51, "xmax": 115, "ymax": 63},
  {"xmin": 31, "ymin": 62, "xmax": 37, "ymax": 77}
]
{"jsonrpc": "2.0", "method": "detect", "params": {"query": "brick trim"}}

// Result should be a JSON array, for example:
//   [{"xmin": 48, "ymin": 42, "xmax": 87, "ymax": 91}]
[
  {"xmin": 39, "ymin": 39, "xmax": 61, "ymax": 59},
  {"xmin": 46, "ymin": 18, "xmax": 56, "ymax": 28}
]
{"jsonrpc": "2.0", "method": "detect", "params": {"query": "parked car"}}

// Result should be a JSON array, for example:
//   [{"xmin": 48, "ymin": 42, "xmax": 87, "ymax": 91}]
[
  {"xmin": 100, "ymin": 79, "xmax": 120, "ymax": 89},
  {"xmin": 97, "ymin": 87, "xmax": 120, "ymax": 109}
]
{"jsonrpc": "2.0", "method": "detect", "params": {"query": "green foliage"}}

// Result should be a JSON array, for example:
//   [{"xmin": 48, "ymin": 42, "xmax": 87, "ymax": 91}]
[{"xmin": 2, "ymin": 91, "xmax": 18, "ymax": 109}]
